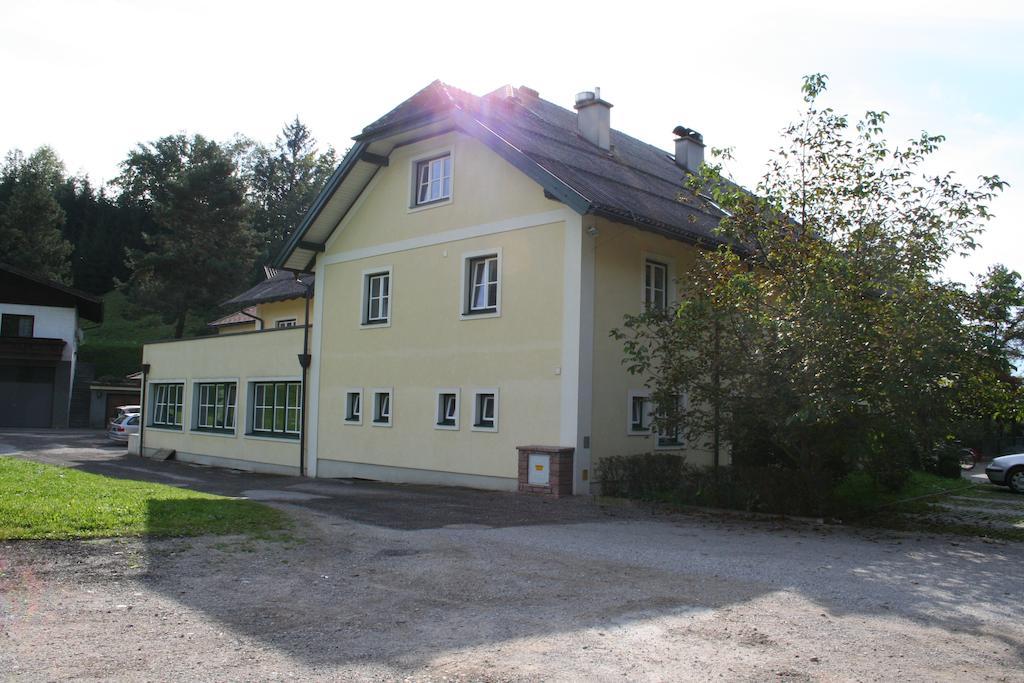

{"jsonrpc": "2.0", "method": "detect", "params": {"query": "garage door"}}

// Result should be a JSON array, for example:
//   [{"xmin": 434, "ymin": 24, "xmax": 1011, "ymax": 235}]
[{"xmin": 0, "ymin": 365, "xmax": 54, "ymax": 427}]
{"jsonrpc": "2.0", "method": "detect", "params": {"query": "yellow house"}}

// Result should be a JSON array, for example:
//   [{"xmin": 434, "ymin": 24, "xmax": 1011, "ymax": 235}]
[{"xmin": 141, "ymin": 82, "xmax": 730, "ymax": 494}]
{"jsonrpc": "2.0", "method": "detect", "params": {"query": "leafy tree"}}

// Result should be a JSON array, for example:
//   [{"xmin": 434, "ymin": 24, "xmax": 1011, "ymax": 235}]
[
  {"xmin": 117, "ymin": 134, "xmax": 255, "ymax": 338},
  {"xmin": 244, "ymin": 117, "xmax": 336, "ymax": 270},
  {"xmin": 956, "ymin": 266, "xmax": 1024, "ymax": 453},
  {"xmin": 0, "ymin": 147, "xmax": 73, "ymax": 282},
  {"xmin": 613, "ymin": 75, "xmax": 1008, "ymax": 489}
]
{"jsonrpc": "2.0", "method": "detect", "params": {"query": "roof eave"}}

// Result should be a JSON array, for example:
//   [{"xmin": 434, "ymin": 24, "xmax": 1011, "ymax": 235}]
[
  {"xmin": 270, "ymin": 141, "xmax": 370, "ymax": 270},
  {"xmin": 449, "ymin": 109, "xmax": 592, "ymax": 215}
]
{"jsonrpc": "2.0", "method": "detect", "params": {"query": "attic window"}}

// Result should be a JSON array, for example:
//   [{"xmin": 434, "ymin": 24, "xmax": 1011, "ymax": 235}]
[{"xmin": 414, "ymin": 153, "xmax": 452, "ymax": 205}]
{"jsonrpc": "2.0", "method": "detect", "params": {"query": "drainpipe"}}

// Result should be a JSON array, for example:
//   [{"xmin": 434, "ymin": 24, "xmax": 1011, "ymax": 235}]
[
  {"xmin": 239, "ymin": 308, "xmax": 265, "ymax": 331},
  {"xmin": 139, "ymin": 363, "xmax": 150, "ymax": 458},
  {"xmin": 296, "ymin": 279, "xmax": 313, "ymax": 476}
]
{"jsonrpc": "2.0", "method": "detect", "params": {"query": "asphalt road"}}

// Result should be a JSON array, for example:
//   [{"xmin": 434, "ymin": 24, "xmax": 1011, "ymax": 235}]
[{"xmin": 2, "ymin": 430, "xmax": 1023, "ymax": 681}]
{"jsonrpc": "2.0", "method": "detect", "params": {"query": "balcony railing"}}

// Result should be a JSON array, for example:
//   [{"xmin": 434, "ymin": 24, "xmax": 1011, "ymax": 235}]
[{"xmin": 0, "ymin": 336, "xmax": 66, "ymax": 364}]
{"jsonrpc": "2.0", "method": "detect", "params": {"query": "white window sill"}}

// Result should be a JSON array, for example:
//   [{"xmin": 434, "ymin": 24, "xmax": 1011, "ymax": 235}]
[
  {"xmin": 371, "ymin": 420, "xmax": 393, "ymax": 428},
  {"xmin": 189, "ymin": 429, "xmax": 238, "ymax": 439},
  {"xmin": 434, "ymin": 423, "xmax": 459, "ymax": 431},
  {"xmin": 360, "ymin": 320, "xmax": 392, "ymax": 329},
  {"xmin": 471, "ymin": 425, "xmax": 498, "ymax": 433},
  {"xmin": 343, "ymin": 419, "xmax": 362, "ymax": 426},
  {"xmin": 460, "ymin": 310, "xmax": 501, "ymax": 321},
  {"xmin": 407, "ymin": 197, "xmax": 452, "ymax": 214},
  {"xmin": 243, "ymin": 433, "xmax": 301, "ymax": 444}
]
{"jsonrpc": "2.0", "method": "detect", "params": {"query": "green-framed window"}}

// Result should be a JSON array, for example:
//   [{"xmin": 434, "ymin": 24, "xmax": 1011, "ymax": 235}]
[
  {"xmin": 250, "ymin": 381, "xmax": 302, "ymax": 437},
  {"xmin": 195, "ymin": 382, "xmax": 237, "ymax": 432},
  {"xmin": 150, "ymin": 383, "xmax": 184, "ymax": 429}
]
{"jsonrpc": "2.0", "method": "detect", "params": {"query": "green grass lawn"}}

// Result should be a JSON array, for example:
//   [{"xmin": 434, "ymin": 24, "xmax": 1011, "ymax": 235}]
[
  {"xmin": 833, "ymin": 470, "xmax": 972, "ymax": 514},
  {"xmin": 834, "ymin": 470, "xmax": 1024, "ymax": 541},
  {"xmin": 0, "ymin": 457, "xmax": 290, "ymax": 540}
]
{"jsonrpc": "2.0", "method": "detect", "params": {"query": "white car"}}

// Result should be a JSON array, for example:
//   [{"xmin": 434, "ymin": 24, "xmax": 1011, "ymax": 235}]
[
  {"xmin": 985, "ymin": 453, "xmax": 1024, "ymax": 493},
  {"xmin": 108, "ymin": 413, "xmax": 140, "ymax": 443},
  {"xmin": 109, "ymin": 404, "xmax": 141, "ymax": 429}
]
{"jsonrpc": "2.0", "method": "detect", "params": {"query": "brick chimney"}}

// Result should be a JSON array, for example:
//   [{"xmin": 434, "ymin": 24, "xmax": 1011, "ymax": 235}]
[
  {"xmin": 673, "ymin": 125, "xmax": 704, "ymax": 173},
  {"xmin": 575, "ymin": 88, "xmax": 613, "ymax": 151}
]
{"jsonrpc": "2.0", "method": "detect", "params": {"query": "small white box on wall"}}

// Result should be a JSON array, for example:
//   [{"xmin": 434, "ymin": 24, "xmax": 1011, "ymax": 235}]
[{"xmin": 528, "ymin": 453, "xmax": 550, "ymax": 486}]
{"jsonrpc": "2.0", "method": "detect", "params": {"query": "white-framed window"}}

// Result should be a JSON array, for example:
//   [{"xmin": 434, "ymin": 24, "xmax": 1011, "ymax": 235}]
[
  {"xmin": 460, "ymin": 249, "xmax": 502, "ymax": 319},
  {"xmin": 434, "ymin": 388, "xmax": 460, "ymax": 430},
  {"xmin": 361, "ymin": 267, "xmax": 392, "ymax": 326},
  {"xmin": 471, "ymin": 388, "xmax": 499, "ymax": 432},
  {"xmin": 150, "ymin": 382, "xmax": 184, "ymax": 429},
  {"xmin": 414, "ymin": 153, "xmax": 452, "ymax": 206},
  {"xmin": 644, "ymin": 258, "xmax": 669, "ymax": 311},
  {"xmin": 275, "ymin": 318, "xmax": 297, "ymax": 328},
  {"xmin": 626, "ymin": 389, "xmax": 653, "ymax": 436},
  {"xmin": 194, "ymin": 381, "xmax": 237, "ymax": 432},
  {"xmin": 250, "ymin": 380, "xmax": 302, "ymax": 437},
  {"xmin": 372, "ymin": 388, "xmax": 393, "ymax": 426},
  {"xmin": 344, "ymin": 389, "xmax": 362, "ymax": 425}
]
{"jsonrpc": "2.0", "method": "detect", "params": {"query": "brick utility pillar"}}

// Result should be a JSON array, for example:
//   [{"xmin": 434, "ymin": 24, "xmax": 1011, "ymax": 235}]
[{"xmin": 516, "ymin": 445, "xmax": 574, "ymax": 497}]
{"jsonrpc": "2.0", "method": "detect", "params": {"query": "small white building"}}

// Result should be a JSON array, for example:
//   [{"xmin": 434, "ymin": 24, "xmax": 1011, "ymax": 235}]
[{"xmin": 0, "ymin": 263, "xmax": 103, "ymax": 428}]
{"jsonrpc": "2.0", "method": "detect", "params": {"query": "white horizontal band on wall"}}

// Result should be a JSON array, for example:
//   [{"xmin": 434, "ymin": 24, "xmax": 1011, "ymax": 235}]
[{"xmin": 321, "ymin": 209, "xmax": 572, "ymax": 266}]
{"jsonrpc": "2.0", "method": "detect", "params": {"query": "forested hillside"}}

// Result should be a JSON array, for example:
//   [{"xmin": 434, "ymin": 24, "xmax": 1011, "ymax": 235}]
[{"xmin": 0, "ymin": 118, "xmax": 338, "ymax": 379}]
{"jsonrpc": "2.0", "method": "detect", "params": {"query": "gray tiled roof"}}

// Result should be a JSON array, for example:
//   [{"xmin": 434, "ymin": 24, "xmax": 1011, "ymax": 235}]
[
  {"xmin": 274, "ymin": 81, "xmax": 729, "ymax": 270},
  {"xmin": 361, "ymin": 81, "xmax": 726, "ymax": 243},
  {"xmin": 221, "ymin": 271, "xmax": 313, "ymax": 309}
]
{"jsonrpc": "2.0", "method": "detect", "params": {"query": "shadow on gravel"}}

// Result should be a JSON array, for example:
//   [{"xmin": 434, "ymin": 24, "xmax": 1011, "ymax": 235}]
[
  {"xmin": 134, "ymin": 497, "xmax": 1024, "ymax": 672},
  {"xmin": 8, "ymin": 429, "xmax": 1024, "ymax": 672}
]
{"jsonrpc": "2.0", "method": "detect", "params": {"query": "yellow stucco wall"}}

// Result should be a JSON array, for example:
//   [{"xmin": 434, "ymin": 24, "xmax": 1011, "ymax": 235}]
[
  {"xmin": 589, "ymin": 217, "xmax": 725, "ymax": 472},
  {"xmin": 215, "ymin": 321, "xmax": 257, "ymax": 335},
  {"xmin": 314, "ymin": 132, "xmax": 567, "ymax": 485},
  {"xmin": 258, "ymin": 298, "xmax": 311, "ymax": 328},
  {"xmin": 142, "ymin": 327, "xmax": 306, "ymax": 472},
  {"xmin": 326, "ymin": 132, "xmax": 560, "ymax": 253}
]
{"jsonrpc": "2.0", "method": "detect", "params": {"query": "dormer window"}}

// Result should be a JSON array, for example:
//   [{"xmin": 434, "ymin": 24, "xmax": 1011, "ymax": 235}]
[{"xmin": 415, "ymin": 153, "xmax": 452, "ymax": 205}]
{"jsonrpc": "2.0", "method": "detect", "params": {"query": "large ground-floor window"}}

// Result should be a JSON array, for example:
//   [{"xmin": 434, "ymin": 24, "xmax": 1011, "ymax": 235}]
[
  {"xmin": 150, "ymin": 383, "xmax": 184, "ymax": 429},
  {"xmin": 194, "ymin": 382, "xmax": 237, "ymax": 432},
  {"xmin": 250, "ymin": 381, "xmax": 301, "ymax": 437}
]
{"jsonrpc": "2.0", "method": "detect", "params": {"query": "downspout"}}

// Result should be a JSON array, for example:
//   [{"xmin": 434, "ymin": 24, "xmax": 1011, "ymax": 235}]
[
  {"xmin": 139, "ymin": 363, "xmax": 150, "ymax": 458},
  {"xmin": 240, "ymin": 309, "xmax": 265, "ymax": 330},
  {"xmin": 296, "ymin": 279, "xmax": 313, "ymax": 477}
]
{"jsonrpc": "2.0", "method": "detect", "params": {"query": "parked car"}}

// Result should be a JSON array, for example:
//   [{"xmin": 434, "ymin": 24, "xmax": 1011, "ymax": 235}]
[
  {"xmin": 108, "ymin": 404, "xmax": 141, "ymax": 429},
  {"xmin": 985, "ymin": 453, "xmax": 1024, "ymax": 493},
  {"xmin": 107, "ymin": 413, "xmax": 140, "ymax": 443}
]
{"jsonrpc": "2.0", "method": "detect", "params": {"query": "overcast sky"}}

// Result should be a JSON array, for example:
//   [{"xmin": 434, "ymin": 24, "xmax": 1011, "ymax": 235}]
[{"xmin": 2, "ymin": 0, "xmax": 1020, "ymax": 283}]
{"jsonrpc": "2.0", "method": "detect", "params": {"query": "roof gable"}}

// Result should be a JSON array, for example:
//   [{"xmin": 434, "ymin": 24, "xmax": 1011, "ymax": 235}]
[
  {"xmin": 0, "ymin": 262, "xmax": 103, "ymax": 322},
  {"xmin": 273, "ymin": 81, "xmax": 727, "ymax": 270}
]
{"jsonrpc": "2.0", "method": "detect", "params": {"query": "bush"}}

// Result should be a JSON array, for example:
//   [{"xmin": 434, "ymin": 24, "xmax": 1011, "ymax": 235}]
[
  {"xmin": 925, "ymin": 443, "xmax": 968, "ymax": 479},
  {"xmin": 596, "ymin": 454, "xmax": 836, "ymax": 517},
  {"xmin": 78, "ymin": 342, "xmax": 142, "ymax": 380},
  {"xmin": 598, "ymin": 453, "xmax": 690, "ymax": 500}
]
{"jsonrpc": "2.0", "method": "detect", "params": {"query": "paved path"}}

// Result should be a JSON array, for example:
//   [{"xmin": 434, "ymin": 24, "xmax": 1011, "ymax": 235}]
[
  {"xmin": 2, "ymin": 430, "xmax": 1023, "ymax": 681},
  {"xmin": 0, "ymin": 429, "xmax": 623, "ymax": 529}
]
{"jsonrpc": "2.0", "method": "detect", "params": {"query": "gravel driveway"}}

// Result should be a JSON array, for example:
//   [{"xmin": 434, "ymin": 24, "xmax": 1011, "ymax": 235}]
[{"xmin": 2, "ymin": 430, "xmax": 1023, "ymax": 681}]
